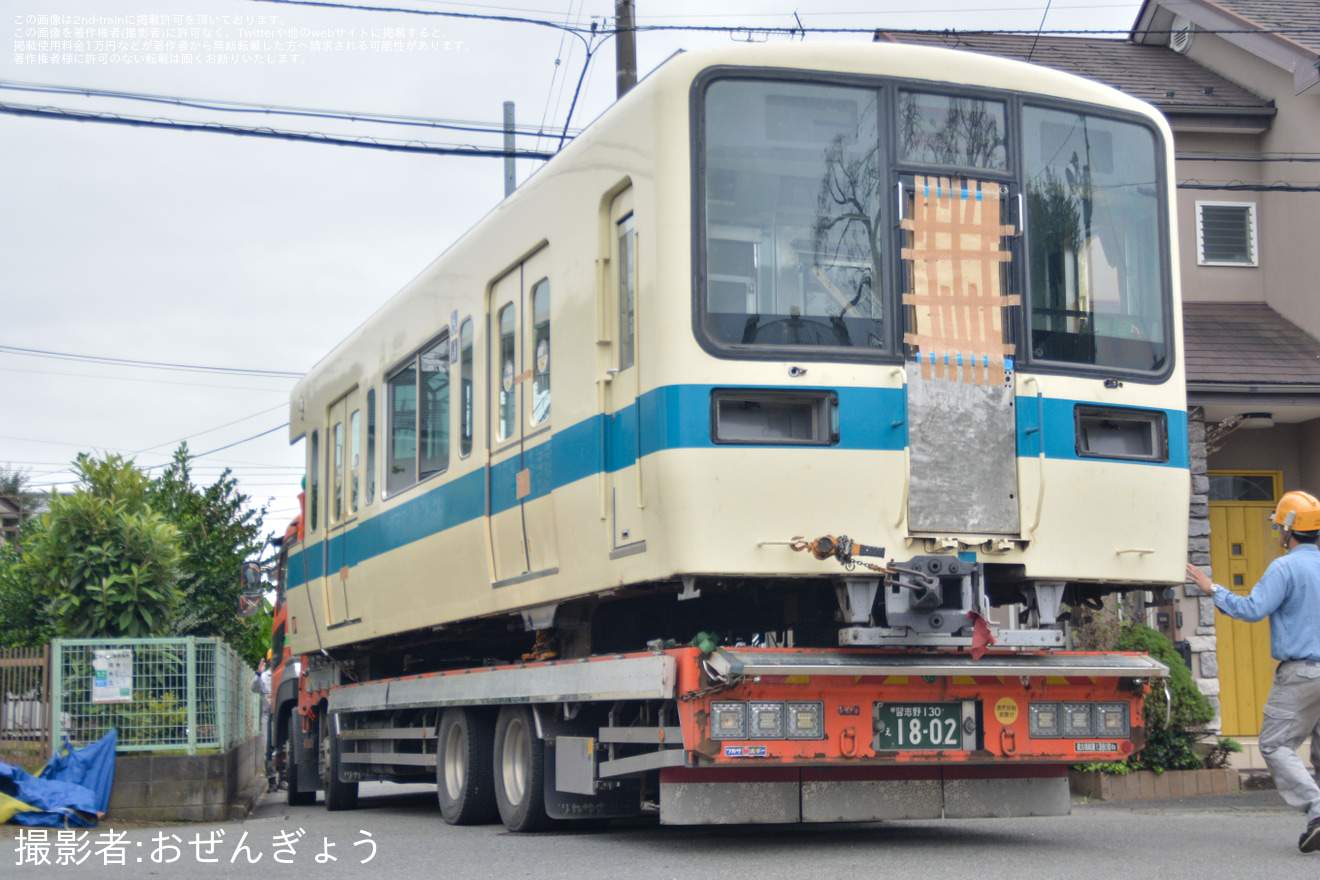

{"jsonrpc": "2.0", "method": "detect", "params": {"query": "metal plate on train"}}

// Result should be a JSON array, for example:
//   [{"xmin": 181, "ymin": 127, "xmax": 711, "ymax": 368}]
[{"xmin": 873, "ymin": 702, "xmax": 971, "ymax": 751}]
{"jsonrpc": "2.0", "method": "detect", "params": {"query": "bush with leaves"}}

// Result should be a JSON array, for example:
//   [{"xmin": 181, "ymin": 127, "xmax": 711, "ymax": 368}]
[
  {"xmin": 19, "ymin": 454, "xmax": 183, "ymax": 638},
  {"xmin": 0, "ymin": 541, "xmax": 53, "ymax": 647},
  {"xmin": 1076, "ymin": 622, "xmax": 1215, "ymax": 774},
  {"xmin": 148, "ymin": 444, "xmax": 268, "ymax": 666}
]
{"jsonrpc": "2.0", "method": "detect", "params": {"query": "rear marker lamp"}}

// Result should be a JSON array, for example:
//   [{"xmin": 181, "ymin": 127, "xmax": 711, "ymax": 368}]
[
  {"xmin": 1029, "ymin": 702, "xmax": 1061, "ymax": 738},
  {"xmin": 1094, "ymin": 702, "xmax": 1130, "ymax": 737},
  {"xmin": 710, "ymin": 701, "xmax": 747, "ymax": 740},
  {"xmin": 786, "ymin": 702, "xmax": 824, "ymax": 739},
  {"xmin": 1062, "ymin": 702, "xmax": 1094, "ymax": 737},
  {"xmin": 749, "ymin": 702, "xmax": 785, "ymax": 739}
]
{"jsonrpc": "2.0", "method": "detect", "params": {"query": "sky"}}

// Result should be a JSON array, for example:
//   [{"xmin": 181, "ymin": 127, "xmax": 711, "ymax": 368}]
[{"xmin": 0, "ymin": 0, "xmax": 1144, "ymax": 543}]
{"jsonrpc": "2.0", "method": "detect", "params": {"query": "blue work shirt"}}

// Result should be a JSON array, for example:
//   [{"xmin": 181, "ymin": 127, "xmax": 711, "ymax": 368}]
[{"xmin": 1213, "ymin": 543, "xmax": 1320, "ymax": 662}]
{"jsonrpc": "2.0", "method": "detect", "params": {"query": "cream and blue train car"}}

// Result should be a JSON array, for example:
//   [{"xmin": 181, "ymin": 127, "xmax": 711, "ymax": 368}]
[{"xmin": 283, "ymin": 42, "xmax": 1188, "ymax": 670}]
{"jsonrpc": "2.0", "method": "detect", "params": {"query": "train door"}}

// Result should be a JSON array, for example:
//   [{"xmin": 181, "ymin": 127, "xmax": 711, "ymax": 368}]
[
  {"xmin": 488, "ymin": 248, "xmax": 560, "ymax": 584},
  {"xmin": 900, "ymin": 174, "xmax": 1020, "ymax": 534},
  {"xmin": 324, "ymin": 390, "xmax": 360, "ymax": 626},
  {"xmin": 520, "ymin": 251, "xmax": 560, "ymax": 575},
  {"xmin": 605, "ymin": 189, "xmax": 645, "ymax": 554},
  {"xmin": 490, "ymin": 268, "xmax": 529, "ymax": 582}
]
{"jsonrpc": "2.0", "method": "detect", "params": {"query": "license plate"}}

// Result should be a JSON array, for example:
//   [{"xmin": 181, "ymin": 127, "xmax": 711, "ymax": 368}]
[
  {"xmin": 1074, "ymin": 741, "xmax": 1120, "ymax": 753},
  {"xmin": 873, "ymin": 702, "xmax": 969, "ymax": 751}
]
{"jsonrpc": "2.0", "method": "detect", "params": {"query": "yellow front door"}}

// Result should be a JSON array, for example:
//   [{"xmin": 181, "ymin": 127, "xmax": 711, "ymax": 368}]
[{"xmin": 1210, "ymin": 471, "xmax": 1283, "ymax": 736}]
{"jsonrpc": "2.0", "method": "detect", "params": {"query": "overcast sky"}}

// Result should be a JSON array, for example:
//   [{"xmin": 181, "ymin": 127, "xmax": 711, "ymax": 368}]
[{"xmin": 1, "ymin": 0, "xmax": 1143, "ymax": 538}]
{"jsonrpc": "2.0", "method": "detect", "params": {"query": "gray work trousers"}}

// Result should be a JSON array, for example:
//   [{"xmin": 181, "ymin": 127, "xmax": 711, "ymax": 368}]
[{"xmin": 1259, "ymin": 659, "xmax": 1320, "ymax": 823}]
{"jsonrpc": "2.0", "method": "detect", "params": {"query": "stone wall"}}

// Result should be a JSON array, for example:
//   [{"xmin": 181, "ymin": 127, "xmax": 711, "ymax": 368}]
[
  {"xmin": 107, "ymin": 734, "xmax": 264, "ymax": 823},
  {"xmin": 1186, "ymin": 407, "xmax": 1221, "ymax": 730}
]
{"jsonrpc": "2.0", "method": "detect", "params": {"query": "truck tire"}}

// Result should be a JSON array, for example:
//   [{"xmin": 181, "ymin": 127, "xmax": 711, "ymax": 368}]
[
  {"xmin": 319, "ymin": 711, "xmax": 359, "ymax": 812},
  {"xmin": 285, "ymin": 708, "xmax": 315, "ymax": 807},
  {"xmin": 492, "ymin": 705, "xmax": 553, "ymax": 832},
  {"xmin": 436, "ymin": 707, "xmax": 499, "ymax": 825}
]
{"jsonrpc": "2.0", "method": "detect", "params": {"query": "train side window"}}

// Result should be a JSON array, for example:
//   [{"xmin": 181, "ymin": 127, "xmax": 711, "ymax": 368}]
[
  {"xmin": 497, "ymin": 303, "xmax": 516, "ymax": 441},
  {"xmin": 419, "ymin": 338, "xmax": 450, "ymax": 480},
  {"xmin": 460, "ymin": 319, "xmax": 474, "ymax": 457},
  {"xmin": 617, "ymin": 217, "xmax": 636, "ymax": 370},
  {"xmin": 530, "ymin": 281, "xmax": 550, "ymax": 424},
  {"xmin": 308, "ymin": 430, "xmax": 319, "ymax": 532},
  {"xmin": 349, "ymin": 408, "xmax": 361, "ymax": 513},
  {"xmin": 332, "ymin": 420, "xmax": 344, "ymax": 522},
  {"xmin": 387, "ymin": 361, "xmax": 418, "ymax": 495},
  {"xmin": 365, "ymin": 388, "xmax": 376, "ymax": 505}
]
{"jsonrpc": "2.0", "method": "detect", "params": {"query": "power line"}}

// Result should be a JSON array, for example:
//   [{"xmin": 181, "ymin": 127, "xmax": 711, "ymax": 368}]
[
  {"xmin": 1177, "ymin": 181, "xmax": 1320, "ymax": 192},
  {"xmin": 0, "ymin": 101, "xmax": 559, "ymax": 159},
  {"xmin": 0, "ymin": 364, "xmax": 291, "ymax": 393},
  {"xmin": 244, "ymin": 0, "xmax": 1320, "ymax": 38},
  {"xmin": 0, "ymin": 344, "xmax": 302, "ymax": 378},
  {"xmin": 0, "ymin": 79, "xmax": 582, "ymax": 139}
]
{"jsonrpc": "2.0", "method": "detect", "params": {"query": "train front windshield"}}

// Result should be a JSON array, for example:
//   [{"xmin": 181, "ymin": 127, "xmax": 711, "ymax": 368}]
[{"xmin": 697, "ymin": 75, "xmax": 1171, "ymax": 377}]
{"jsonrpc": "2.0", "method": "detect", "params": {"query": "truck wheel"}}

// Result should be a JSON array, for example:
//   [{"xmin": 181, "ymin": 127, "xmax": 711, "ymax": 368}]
[
  {"xmin": 319, "ymin": 711, "xmax": 359, "ymax": 811},
  {"xmin": 437, "ymin": 708, "xmax": 498, "ymax": 825},
  {"xmin": 285, "ymin": 708, "xmax": 315, "ymax": 807},
  {"xmin": 492, "ymin": 705, "xmax": 553, "ymax": 832}
]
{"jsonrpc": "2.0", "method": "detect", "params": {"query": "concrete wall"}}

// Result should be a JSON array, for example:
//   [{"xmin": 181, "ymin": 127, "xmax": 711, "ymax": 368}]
[{"xmin": 107, "ymin": 735, "xmax": 263, "ymax": 823}]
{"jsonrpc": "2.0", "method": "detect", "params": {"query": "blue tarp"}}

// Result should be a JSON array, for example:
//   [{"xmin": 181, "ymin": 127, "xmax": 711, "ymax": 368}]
[{"xmin": 0, "ymin": 730, "xmax": 116, "ymax": 826}]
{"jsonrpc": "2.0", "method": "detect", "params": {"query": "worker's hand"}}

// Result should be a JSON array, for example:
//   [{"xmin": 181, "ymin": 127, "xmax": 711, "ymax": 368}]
[
  {"xmin": 257, "ymin": 659, "xmax": 267, "ymax": 673},
  {"xmin": 1186, "ymin": 562, "xmax": 1215, "ymax": 596}
]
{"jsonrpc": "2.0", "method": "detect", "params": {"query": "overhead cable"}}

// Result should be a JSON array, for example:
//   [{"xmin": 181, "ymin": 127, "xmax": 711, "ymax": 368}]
[
  {"xmin": 0, "ymin": 79, "xmax": 581, "ymax": 138},
  {"xmin": 0, "ymin": 102, "xmax": 559, "ymax": 159},
  {"xmin": 0, "ymin": 344, "xmax": 303, "ymax": 378},
  {"xmin": 244, "ymin": 0, "xmax": 1320, "ymax": 39}
]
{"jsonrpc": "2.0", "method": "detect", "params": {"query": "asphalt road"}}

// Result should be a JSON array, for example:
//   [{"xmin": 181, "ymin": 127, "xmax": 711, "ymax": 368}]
[{"xmin": 6, "ymin": 782, "xmax": 1317, "ymax": 879}]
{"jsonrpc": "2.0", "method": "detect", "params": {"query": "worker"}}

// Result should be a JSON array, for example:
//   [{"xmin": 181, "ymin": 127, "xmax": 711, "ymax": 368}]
[
  {"xmin": 252, "ymin": 650, "xmax": 274, "ymax": 790},
  {"xmin": 1187, "ymin": 489, "xmax": 1320, "ymax": 854}
]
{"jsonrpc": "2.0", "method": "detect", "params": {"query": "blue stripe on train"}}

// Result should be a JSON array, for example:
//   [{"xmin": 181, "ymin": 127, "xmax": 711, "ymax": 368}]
[{"xmin": 287, "ymin": 385, "xmax": 1187, "ymax": 587}]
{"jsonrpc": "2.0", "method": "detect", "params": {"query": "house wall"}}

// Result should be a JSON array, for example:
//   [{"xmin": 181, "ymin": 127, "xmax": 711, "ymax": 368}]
[
  {"xmin": 1302, "ymin": 419, "xmax": 1320, "ymax": 491},
  {"xmin": 1181, "ymin": 33, "xmax": 1320, "ymax": 340},
  {"xmin": 1208, "ymin": 422, "xmax": 1303, "ymax": 487},
  {"xmin": 1172, "ymin": 130, "xmax": 1266, "ymax": 304}
]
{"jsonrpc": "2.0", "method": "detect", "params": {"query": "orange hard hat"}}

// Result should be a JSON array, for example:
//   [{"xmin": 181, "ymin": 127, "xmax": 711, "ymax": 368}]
[{"xmin": 1273, "ymin": 490, "xmax": 1320, "ymax": 533}]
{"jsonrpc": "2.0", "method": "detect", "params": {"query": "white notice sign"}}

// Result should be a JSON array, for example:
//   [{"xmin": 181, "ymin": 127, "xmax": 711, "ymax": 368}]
[{"xmin": 91, "ymin": 649, "xmax": 133, "ymax": 704}]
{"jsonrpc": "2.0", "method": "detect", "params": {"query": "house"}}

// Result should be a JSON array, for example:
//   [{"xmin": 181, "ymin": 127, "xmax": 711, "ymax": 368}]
[{"xmin": 882, "ymin": 0, "xmax": 1320, "ymax": 737}]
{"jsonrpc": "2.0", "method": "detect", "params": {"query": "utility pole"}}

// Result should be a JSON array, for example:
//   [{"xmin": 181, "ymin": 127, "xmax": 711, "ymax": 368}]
[
  {"xmin": 503, "ymin": 101, "xmax": 515, "ymax": 198},
  {"xmin": 615, "ymin": 0, "xmax": 637, "ymax": 98}
]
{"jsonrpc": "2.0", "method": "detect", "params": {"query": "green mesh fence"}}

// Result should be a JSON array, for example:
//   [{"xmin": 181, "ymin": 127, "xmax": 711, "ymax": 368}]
[{"xmin": 51, "ymin": 638, "xmax": 261, "ymax": 754}]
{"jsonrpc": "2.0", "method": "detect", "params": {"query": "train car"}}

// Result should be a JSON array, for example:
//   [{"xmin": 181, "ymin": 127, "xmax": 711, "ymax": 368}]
[
  {"xmin": 278, "ymin": 42, "xmax": 1183, "ymax": 827},
  {"xmin": 285, "ymin": 41, "xmax": 1185, "ymax": 665}
]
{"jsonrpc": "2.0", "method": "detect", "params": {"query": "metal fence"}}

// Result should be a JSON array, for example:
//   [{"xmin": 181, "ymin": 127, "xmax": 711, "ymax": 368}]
[
  {"xmin": 52, "ymin": 638, "xmax": 261, "ymax": 754},
  {"xmin": 1, "ymin": 646, "xmax": 52, "ymax": 761}
]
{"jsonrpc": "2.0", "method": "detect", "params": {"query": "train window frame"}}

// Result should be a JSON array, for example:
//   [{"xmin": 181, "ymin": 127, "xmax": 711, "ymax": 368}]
[
  {"xmin": 690, "ymin": 68, "xmax": 1175, "ymax": 384},
  {"xmin": 1017, "ymin": 99, "xmax": 1175, "ymax": 384},
  {"xmin": 308, "ymin": 429, "xmax": 319, "ymax": 532},
  {"xmin": 365, "ymin": 388, "xmax": 376, "ymax": 505},
  {"xmin": 459, "ymin": 318, "xmax": 474, "ymax": 458},
  {"xmin": 349, "ymin": 408, "xmax": 361, "ymax": 514},
  {"xmin": 384, "ymin": 332, "xmax": 451, "ymax": 498},
  {"xmin": 331, "ymin": 419, "xmax": 344, "ymax": 523},
  {"xmin": 617, "ymin": 217, "xmax": 636, "ymax": 372},
  {"xmin": 497, "ymin": 302, "xmax": 517, "ymax": 442},
  {"xmin": 530, "ymin": 279, "xmax": 551, "ymax": 426},
  {"xmin": 693, "ymin": 72, "xmax": 891, "ymax": 362}
]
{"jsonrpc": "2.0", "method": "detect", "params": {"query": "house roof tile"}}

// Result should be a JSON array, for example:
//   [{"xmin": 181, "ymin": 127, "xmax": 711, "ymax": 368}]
[
  {"xmin": 1212, "ymin": 0, "xmax": 1320, "ymax": 54},
  {"xmin": 877, "ymin": 32, "xmax": 1273, "ymax": 116},
  {"xmin": 1183, "ymin": 302, "xmax": 1320, "ymax": 385}
]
